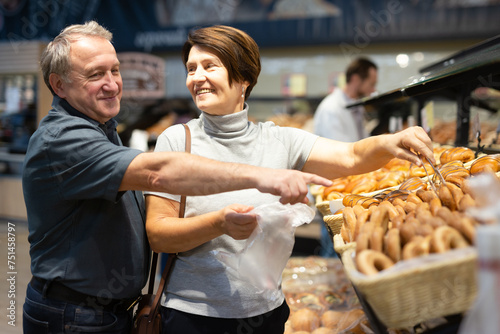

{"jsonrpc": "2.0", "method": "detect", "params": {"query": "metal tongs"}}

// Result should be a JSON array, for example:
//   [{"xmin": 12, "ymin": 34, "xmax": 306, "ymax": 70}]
[{"xmin": 418, "ymin": 154, "xmax": 446, "ymax": 195}]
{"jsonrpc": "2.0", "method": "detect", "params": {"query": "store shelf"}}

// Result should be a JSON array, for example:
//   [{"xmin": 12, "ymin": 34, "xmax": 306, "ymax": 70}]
[{"xmin": 348, "ymin": 34, "xmax": 500, "ymax": 147}]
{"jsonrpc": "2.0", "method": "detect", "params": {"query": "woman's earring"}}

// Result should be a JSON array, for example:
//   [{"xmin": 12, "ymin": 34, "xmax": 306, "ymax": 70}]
[{"xmin": 241, "ymin": 87, "xmax": 245, "ymax": 98}]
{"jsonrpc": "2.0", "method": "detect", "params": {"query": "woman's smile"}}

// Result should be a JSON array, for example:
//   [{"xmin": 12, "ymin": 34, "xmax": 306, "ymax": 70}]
[
  {"xmin": 186, "ymin": 45, "xmax": 246, "ymax": 115},
  {"xmin": 196, "ymin": 88, "xmax": 215, "ymax": 95}
]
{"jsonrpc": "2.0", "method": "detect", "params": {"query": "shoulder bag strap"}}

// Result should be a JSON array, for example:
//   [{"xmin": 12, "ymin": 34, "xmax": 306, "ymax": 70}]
[{"xmin": 147, "ymin": 124, "xmax": 191, "ymax": 321}]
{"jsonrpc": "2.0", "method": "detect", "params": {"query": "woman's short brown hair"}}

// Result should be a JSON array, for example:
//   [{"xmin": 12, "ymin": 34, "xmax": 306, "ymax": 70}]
[{"xmin": 182, "ymin": 25, "xmax": 261, "ymax": 100}]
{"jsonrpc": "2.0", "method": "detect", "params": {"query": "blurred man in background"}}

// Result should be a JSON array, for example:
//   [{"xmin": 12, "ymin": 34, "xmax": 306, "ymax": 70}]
[{"xmin": 314, "ymin": 57, "xmax": 378, "ymax": 257}]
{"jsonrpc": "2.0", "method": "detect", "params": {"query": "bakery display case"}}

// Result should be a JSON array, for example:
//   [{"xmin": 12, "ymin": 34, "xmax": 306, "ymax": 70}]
[
  {"xmin": 315, "ymin": 38, "xmax": 500, "ymax": 330},
  {"xmin": 311, "ymin": 144, "xmax": 500, "ymax": 333},
  {"xmin": 348, "ymin": 34, "xmax": 500, "ymax": 153}
]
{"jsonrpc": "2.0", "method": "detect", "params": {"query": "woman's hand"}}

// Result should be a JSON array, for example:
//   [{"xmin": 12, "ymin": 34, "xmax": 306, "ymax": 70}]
[
  {"xmin": 386, "ymin": 126, "xmax": 435, "ymax": 166},
  {"xmin": 218, "ymin": 204, "xmax": 257, "ymax": 240},
  {"xmin": 304, "ymin": 126, "xmax": 436, "ymax": 179}
]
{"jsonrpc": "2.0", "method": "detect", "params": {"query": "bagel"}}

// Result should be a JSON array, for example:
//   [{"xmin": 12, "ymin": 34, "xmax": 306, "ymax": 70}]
[
  {"xmin": 458, "ymin": 216, "xmax": 476, "ymax": 244},
  {"xmin": 393, "ymin": 203, "xmax": 406, "ymax": 218},
  {"xmin": 402, "ymin": 235, "xmax": 431, "ymax": 259},
  {"xmin": 370, "ymin": 226, "xmax": 385, "ymax": 252},
  {"xmin": 356, "ymin": 231, "xmax": 370, "ymax": 254},
  {"xmin": 416, "ymin": 189, "xmax": 438, "ymax": 203},
  {"xmin": 378, "ymin": 200, "xmax": 399, "ymax": 220},
  {"xmin": 403, "ymin": 201, "xmax": 417, "ymax": 214},
  {"xmin": 369, "ymin": 205, "xmax": 389, "ymax": 232},
  {"xmin": 458, "ymin": 194, "xmax": 476, "ymax": 212},
  {"xmin": 390, "ymin": 214, "xmax": 405, "ymax": 230},
  {"xmin": 417, "ymin": 207, "xmax": 444, "ymax": 229},
  {"xmin": 430, "ymin": 226, "xmax": 469, "ymax": 253},
  {"xmin": 352, "ymin": 204, "xmax": 366, "ymax": 218},
  {"xmin": 429, "ymin": 197, "xmax": 442, "ymax": 216},
  {"xmin": 400, "ymin": 221, "xmax": 418, "ymax": 245},
  {"xmin": 436, "ymin": 206, "xmax": 455, "ymax": 226},
  {"xmin": 438, "ymin": 184, "xmax": 456, "ymax": 211},
  {"xmin": 447, "ymin": 211, "xmax": 476, "ymax": 244},
  {"xmin": 407, "ymin": 193, "xmax": 423, "ymax": 205},
  {"xmin": 384, "ymin": 228, "xmax": 401, "ymax": 262},
  {"xmin": 353, "ymin": 204, "xmax": 370, "ymax": 230},
  {"xmin": 392, "ymin": 197, "xmax": 406, "ymax": 209},
  {"xmin": 356, "ymin": 249, "xmax": 395, "ymax": 276},
  {"xmin": 416, "ymin": 223, "xmax": 434, "ymax": 237},
  {"xmin": 414, "ymin": 202, "xmax": 430, "ymax": 216},
  {"xmin": 340, "ymin": 223, "xmax": 350, "ymax": 243},
  {"xmin": 343, "ymin": 206, "xmax": 357, "ymax": 242},
  {"xmin": 446, "ymin": 182, "xmax": 464, "ymax": 209}
]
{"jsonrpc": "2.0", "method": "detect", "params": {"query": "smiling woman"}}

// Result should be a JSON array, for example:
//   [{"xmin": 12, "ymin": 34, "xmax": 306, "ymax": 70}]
[
  {"xmin": 144, "ymin": 24, "xmax": 435, "ymax": 334},
  {"xmin": 182, "ymin": 25, "xmax": 261, "ymax": 116},
  {"xmin": 182, "ymin": 25, "xmax": 261, "ymax": 95},
  {"xmin": 184, "ymin": 45, "xmax": 246, "ymax": 116}
]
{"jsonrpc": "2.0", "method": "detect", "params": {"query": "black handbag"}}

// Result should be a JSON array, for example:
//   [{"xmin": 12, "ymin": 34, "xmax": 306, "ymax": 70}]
[{"xmin": 131, "ymin": 124, "xmax": 191, "ymax": 334}]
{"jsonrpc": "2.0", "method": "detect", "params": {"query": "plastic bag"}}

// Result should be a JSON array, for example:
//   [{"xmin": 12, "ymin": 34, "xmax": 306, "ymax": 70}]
[
  {"xmin": 458, "ymin": 173, "xmax": 500, "ymax": 334},
  {"xmin": 213, "ymin": 202, "xmax": 315, "ymax": 301}
]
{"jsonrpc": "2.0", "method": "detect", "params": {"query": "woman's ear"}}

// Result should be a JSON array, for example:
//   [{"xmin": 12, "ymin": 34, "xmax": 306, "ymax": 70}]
[{"xmin": 49, "ymin": 73, "xmax": 66, "ymax": 98}]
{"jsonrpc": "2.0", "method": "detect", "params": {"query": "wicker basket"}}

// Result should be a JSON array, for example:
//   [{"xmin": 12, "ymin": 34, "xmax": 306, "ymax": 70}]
[
  {"xmin": 322, "ymin": 213, "xmax": 343, "ymax": 238},
  {"xmin": 333, "ymin": 233, "xmax": 356, "ymax": 256},
  {"xmin": 315, "ymin": 198, "xmax": 332, "ymax": 216},
  {"xmin": 341, "ymin": 247, "xmax": 478, "ymax": 329}
]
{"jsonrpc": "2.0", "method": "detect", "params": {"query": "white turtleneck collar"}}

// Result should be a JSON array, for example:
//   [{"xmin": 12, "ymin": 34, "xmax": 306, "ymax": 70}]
[{"xmin": 200, "ymin": 103, "xmax": 250, "ymax": 139}]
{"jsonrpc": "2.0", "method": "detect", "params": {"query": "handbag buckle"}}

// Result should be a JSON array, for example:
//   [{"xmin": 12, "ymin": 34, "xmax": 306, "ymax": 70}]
[{"xmin": 127, "ymin": 296, "xmax": 142, "ymax": 311}]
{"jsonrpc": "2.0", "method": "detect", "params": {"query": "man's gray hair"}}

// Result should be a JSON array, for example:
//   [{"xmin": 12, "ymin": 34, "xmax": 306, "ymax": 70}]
[{"xmin": 40, "ymin": 21, "xmax": 113, "ymax": 95}]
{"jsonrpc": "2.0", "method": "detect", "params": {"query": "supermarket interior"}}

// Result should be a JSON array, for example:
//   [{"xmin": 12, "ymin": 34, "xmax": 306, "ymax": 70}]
[{"xmin": 1, "ymin": 1, "xmax": 500, "ymax": 333}]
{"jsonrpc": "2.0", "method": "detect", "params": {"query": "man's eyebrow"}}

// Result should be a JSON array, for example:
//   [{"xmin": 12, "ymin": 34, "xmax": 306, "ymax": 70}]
[{"xmin": 84, "ymin": 61, "xmax": 121, "ymax": 72}]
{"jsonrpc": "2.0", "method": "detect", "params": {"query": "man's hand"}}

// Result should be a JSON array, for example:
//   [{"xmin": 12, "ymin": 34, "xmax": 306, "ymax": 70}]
[{"xmin": 255, "ymin": 169, "xmax": 332, "ymax": 205}]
